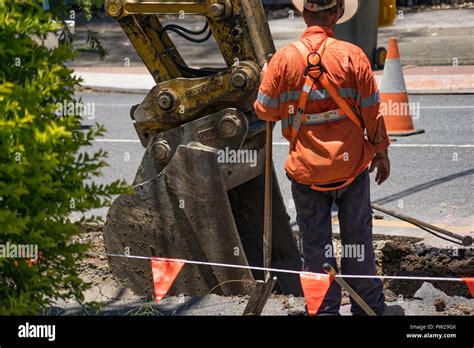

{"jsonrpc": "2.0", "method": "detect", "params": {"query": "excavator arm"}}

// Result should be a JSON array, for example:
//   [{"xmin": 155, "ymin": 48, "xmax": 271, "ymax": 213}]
[
  {"xmin": 105, "ymin": 0, "xmax": 273, "ymax": 139},
  {"xmin": 102, "ymin": 0, "xmax": 302, "ymax": 297}
]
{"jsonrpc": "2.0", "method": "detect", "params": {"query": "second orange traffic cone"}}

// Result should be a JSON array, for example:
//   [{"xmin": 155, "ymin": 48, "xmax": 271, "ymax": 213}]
[{"xmin": 380, "ymin": 38, "xmax": 424, "ymax": 136}]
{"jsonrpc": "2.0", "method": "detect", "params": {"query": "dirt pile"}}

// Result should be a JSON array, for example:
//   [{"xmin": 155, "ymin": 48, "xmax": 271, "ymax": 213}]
[
  {"xmin": 380, "ymin": 240, "xmax": 473, "ymax": 297},
  {"xmin": 74, "ymin": 225, "xmax": 141, "ymax": 304}
]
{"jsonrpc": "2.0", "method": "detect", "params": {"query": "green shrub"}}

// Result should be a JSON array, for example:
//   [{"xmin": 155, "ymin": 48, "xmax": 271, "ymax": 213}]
[{"xmin": 0, "ymin": 0, "xmax": 128, "ymax": 315}]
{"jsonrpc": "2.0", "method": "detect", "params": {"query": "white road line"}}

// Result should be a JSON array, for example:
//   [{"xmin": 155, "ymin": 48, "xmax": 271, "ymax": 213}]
[
  {"xmin": 95, "ymin": 104, "xmax": 135, "ymax": 107},
  {"xmin": 93, "ymin": 139, "xmax": 473, "ymax": 148},
  {"xmin": 420, "ymin": 106, "xmax": 474, "ymax": 109},
  {"xmin": 390, "ymin": 144, "xmax": 474, "ymax": 148},
  {"xmin": 272, "ymin": 142, "xmax": 474, "ymax": 148},
  {"xmin": 92, "ymin": 104, "xmax": 474, "ymax": 109},
  {"xmin": 94, "ymin": 139, "xmax": 141, "ymax": 143}
]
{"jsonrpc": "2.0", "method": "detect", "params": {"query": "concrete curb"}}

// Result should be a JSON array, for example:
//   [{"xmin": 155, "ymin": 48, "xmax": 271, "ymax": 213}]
[
  {"xmin": 74, "ymin": 66, "xmax": 474, "ymax": 95},
  {"xmin": 374, "ymin": 76, "xmax": 474, "ymax": 95},
  {"xmin": 374, "ymin": 65, "xmax": 474, "ymax": 95},
  {"xmin": 78, "ymin": 85, "xmax": 151, "ymax": 94},
  {"xmin": 406, "ymin": 89, "xmax": 474, "ymax": 95},
  {"xmin": 73, "ymin": 71, "xmax": 155, "ymax": 95}
]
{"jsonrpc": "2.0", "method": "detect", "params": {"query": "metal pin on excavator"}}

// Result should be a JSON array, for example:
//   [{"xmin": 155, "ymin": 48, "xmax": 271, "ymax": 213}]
[{"xmin": 102, "ymin": 0, "xmax": 302, "ymax": 299}]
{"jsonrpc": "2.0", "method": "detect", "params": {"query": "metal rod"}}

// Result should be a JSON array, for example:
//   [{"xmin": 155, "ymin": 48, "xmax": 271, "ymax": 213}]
[
  {"xmin": 371, "ymin": 203, "xmax": 473, "ymax": 246},
  {"xmin": 263, "ymin": 121, "xmax": 273, "ymax": 281},
  {"xmin": 323, "ymin": 263, "xmax": 377, "ymax": 316}
]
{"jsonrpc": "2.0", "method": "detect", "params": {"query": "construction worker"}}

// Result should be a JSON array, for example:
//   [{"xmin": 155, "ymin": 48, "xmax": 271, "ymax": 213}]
[{"xmin": 254, "ymin": 0, "xmax": 402, "ymax": 315}]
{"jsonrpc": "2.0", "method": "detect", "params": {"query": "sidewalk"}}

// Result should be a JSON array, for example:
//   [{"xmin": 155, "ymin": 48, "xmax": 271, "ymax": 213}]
[
  {"xmin": 374, "ymin": 65, "xmax": 474, "ymax": 94},
  {"xmin": 74, "ymin": 66, "xmax": 155, "ymax": 93},
  {"xmin": 74, "ymin": 65, "xmax": 474, "ymax": 94}
]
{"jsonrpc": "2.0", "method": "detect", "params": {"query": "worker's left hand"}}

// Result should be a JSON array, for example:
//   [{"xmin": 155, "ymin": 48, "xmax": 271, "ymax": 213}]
[{"xmin": 370, "ymin": 152, "xmax": 390, "ymax": 185}]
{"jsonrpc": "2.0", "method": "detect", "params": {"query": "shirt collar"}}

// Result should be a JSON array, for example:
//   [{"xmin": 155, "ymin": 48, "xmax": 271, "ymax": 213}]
[{"xmin": 301, "ymin": 25, "xmax": 335, "ymax": 39}]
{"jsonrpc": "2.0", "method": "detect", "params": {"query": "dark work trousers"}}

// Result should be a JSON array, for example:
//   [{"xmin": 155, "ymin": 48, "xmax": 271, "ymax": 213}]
[{"xmin": 290, "ymin": 169, "xmax": 385, "ymax": 315}]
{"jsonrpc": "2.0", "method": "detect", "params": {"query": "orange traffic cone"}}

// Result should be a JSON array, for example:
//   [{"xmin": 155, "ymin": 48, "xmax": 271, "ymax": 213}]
[{"xmin": 380, "ymin": 38, "xmax": 424, "ymax": 136}]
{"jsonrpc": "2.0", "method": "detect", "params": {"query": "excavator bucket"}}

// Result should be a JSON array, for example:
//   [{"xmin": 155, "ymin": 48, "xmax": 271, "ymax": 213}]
[{"xmin": 102, "ymin": 0, "xmax": 302, "ymax": 297}]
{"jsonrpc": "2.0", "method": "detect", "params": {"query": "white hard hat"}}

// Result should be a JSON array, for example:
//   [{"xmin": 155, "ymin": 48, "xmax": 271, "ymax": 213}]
[{"xmin": 292, "ymin": 0, "xmax": 360, "ymax": 24}]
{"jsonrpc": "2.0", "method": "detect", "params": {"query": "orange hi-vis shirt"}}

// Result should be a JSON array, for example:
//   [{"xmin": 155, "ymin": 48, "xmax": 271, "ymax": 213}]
[{"xmin": 254, "ymin": 26, "xmax": 390, "ymax": 188}]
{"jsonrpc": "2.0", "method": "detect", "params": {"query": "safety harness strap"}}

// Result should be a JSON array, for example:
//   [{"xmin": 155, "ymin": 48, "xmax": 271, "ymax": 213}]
[
  {"xmin": 289, "ymin": 38, "xmax": 365, "ymax": 191},
  {"xmin": 290, "ymin": 38, "xmax": 364, "ymax": 151}
]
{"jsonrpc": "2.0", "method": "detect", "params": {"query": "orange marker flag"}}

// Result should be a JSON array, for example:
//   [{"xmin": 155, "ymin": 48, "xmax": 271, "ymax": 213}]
[
  {"xmin": 150, "ymin": 258, "xmax": 186, "ymax": 303},
  {"xmin": 462, "ymin": 278, "xmax": 474, "ymax": 297},
  {"xmin": 300, "ymin": 272, "xmax": 332, "ymax": 315}
]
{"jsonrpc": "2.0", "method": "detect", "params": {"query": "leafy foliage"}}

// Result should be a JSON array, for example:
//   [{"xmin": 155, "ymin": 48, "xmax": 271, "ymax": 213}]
[
  {"xmin": 0, "ymin": 0, "xmax": 128, "ymax": 315},
  {"xmin": 49, "ymin": 0, "xmax": 108, "ymax": 61},
  {"xmin": 84, "ymin": 30, "xmax": 108, "ymax": 61}
]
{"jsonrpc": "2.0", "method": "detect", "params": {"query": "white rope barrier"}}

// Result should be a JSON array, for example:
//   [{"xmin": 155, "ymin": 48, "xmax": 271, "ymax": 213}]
[{"xmin": 88, "ymin": 252, "xmax": 466, "ymax": 283}]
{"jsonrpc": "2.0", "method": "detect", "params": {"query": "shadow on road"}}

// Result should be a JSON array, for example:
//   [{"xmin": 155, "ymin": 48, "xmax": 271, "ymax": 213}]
[{"xmin": 374, "ymin": 168, "xmax": 474, "ymax": 205}]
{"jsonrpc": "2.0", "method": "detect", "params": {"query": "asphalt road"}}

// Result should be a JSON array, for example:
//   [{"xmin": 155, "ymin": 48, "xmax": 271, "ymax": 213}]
[{"xmin": 76, "ymin": 92, "xmax": 474, "ymax": 245}]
